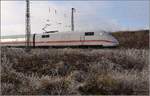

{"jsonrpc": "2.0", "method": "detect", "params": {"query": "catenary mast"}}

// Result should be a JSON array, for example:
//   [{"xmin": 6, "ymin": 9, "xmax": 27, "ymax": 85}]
[
  {"xmin": 71, "ymin": 8, "xmax": 75, "ymax": 31},
  {"xmin": 26, "ymin": 0, "xmax": 31, "ymax": 49}
]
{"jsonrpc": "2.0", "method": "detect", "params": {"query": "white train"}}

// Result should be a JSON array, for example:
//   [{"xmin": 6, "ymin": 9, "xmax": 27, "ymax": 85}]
[{"xmin": 0, "ymin": 31, "xmax": 119, "ymax": 48}]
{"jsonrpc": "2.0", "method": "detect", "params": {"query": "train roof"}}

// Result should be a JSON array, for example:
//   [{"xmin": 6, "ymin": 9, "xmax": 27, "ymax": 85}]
[
  {"xmin": 42, "ymin": 30, "xmax": 109, "ymax": 34},
  {"xmin": 1, "ymin": 34, "xmax": 33, "ymax": 39},
  {"xmin": 1, "ymin": 31, "xmax": 110, "ymax": 39},
  {"xmin": 1, "ymin": 35, "xmax": 25, "ymax": 39}
]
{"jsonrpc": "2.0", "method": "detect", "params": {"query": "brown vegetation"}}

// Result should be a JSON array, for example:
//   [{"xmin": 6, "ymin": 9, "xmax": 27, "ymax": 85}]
[
  {"xmin": 1, "ymin": 48, "xmax": 149, "ymax": 95},
  {"xmin": 112, "ymin": 30, "xmax": 149, "ymax": 49}
]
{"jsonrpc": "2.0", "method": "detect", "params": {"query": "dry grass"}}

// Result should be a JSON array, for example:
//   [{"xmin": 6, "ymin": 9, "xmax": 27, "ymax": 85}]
[
  {"xmin": 1, "ymin": 47, "xmax": 149, "ymax": 95},
  {"xmin": 112, "ymin": 30, "xmax": 149, "ymax": 49}
]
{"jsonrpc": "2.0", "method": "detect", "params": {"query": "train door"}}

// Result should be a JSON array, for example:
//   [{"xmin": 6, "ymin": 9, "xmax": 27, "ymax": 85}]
[
  {"xmin": 80, "ymin": 35, "xmax": 85, "ymax": 45},
  {"xmin": 84, "ymin": 32, "xmax": 95, "ymax": 45}
]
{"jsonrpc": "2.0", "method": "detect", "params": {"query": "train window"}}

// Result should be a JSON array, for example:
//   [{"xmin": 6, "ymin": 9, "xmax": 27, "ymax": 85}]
[
  {"xmin": 42, "ymin": 35, "xmax": 50, "ymax": 38},
  {"xmin": 85, "ymin": 32, "xmax": 94, "ymax": 36}
]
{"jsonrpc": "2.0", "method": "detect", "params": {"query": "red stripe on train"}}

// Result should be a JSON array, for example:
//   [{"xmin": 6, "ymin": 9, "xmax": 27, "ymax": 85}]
[{"xmin": 0, "ymin": 40, "xmax": 114, "ymax": 44}]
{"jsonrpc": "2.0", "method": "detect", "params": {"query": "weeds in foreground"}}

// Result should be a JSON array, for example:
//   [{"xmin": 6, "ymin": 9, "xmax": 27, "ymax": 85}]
[{"xmin": 1, "ymin": 48, "xmax": 149, "ymax": 95}]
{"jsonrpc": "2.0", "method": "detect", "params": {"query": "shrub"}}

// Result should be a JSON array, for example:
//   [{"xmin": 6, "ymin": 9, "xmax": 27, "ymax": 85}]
[{"xmin": 1, "ymin": 48, "xmax": 149, "ymax": 95}]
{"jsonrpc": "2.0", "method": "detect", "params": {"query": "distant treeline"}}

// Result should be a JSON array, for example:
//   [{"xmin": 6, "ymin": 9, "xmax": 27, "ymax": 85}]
[{"xmin": 112, "ymin": 30, "xmax": 149, "ymax": 49}]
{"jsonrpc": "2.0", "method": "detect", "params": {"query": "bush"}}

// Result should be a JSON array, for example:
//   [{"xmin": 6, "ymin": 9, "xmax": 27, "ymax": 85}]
[{"xmin": 1, "ymin": 48, "xmax": 149, "ymax": 95}]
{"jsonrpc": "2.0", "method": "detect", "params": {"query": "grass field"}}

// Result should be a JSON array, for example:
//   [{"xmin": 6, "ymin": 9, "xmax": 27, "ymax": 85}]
[{"xmin": 1, "ymin": 30, "xmax": 149, "ymax": 95}]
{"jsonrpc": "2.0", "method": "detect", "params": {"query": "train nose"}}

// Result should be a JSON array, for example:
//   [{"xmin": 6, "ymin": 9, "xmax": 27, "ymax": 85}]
[
  {"xmin": 112, "ymin": 37, "xmax": 119, "ymax": 45},
  {"xmin": 109, "ymin": 35, "xmax": 119, "ymax": 45}
]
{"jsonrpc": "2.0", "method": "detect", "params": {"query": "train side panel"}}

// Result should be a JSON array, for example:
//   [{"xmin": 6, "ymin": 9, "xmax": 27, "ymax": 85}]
[
  {"xmin": 1, "ymin": 38, "xmax": 26, "ymax": 46},
  {"xmin": 34, "ymin": 31, "xmax": 115, "ymax": 47},
  {"xmin": 0, "ymin": 31, "xmax": 119, "ymax": 47}
]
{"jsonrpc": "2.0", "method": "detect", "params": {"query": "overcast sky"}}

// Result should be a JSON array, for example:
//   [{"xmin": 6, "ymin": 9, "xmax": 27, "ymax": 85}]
[{"xmin": 1, "ymin": 0, "xmax": 149, "ymax": 36}]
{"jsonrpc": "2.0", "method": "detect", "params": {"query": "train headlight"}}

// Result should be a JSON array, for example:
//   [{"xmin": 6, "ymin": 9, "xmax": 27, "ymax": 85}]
[{"xmin": 99, "ymin": 33, "xmax": 103, "ymax": 35}]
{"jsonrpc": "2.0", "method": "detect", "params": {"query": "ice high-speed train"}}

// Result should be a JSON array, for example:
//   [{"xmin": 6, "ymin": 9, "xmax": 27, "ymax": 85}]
[{"xmin": 0, "ymin": 31, "xmax": 119, "ymax": 47}]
